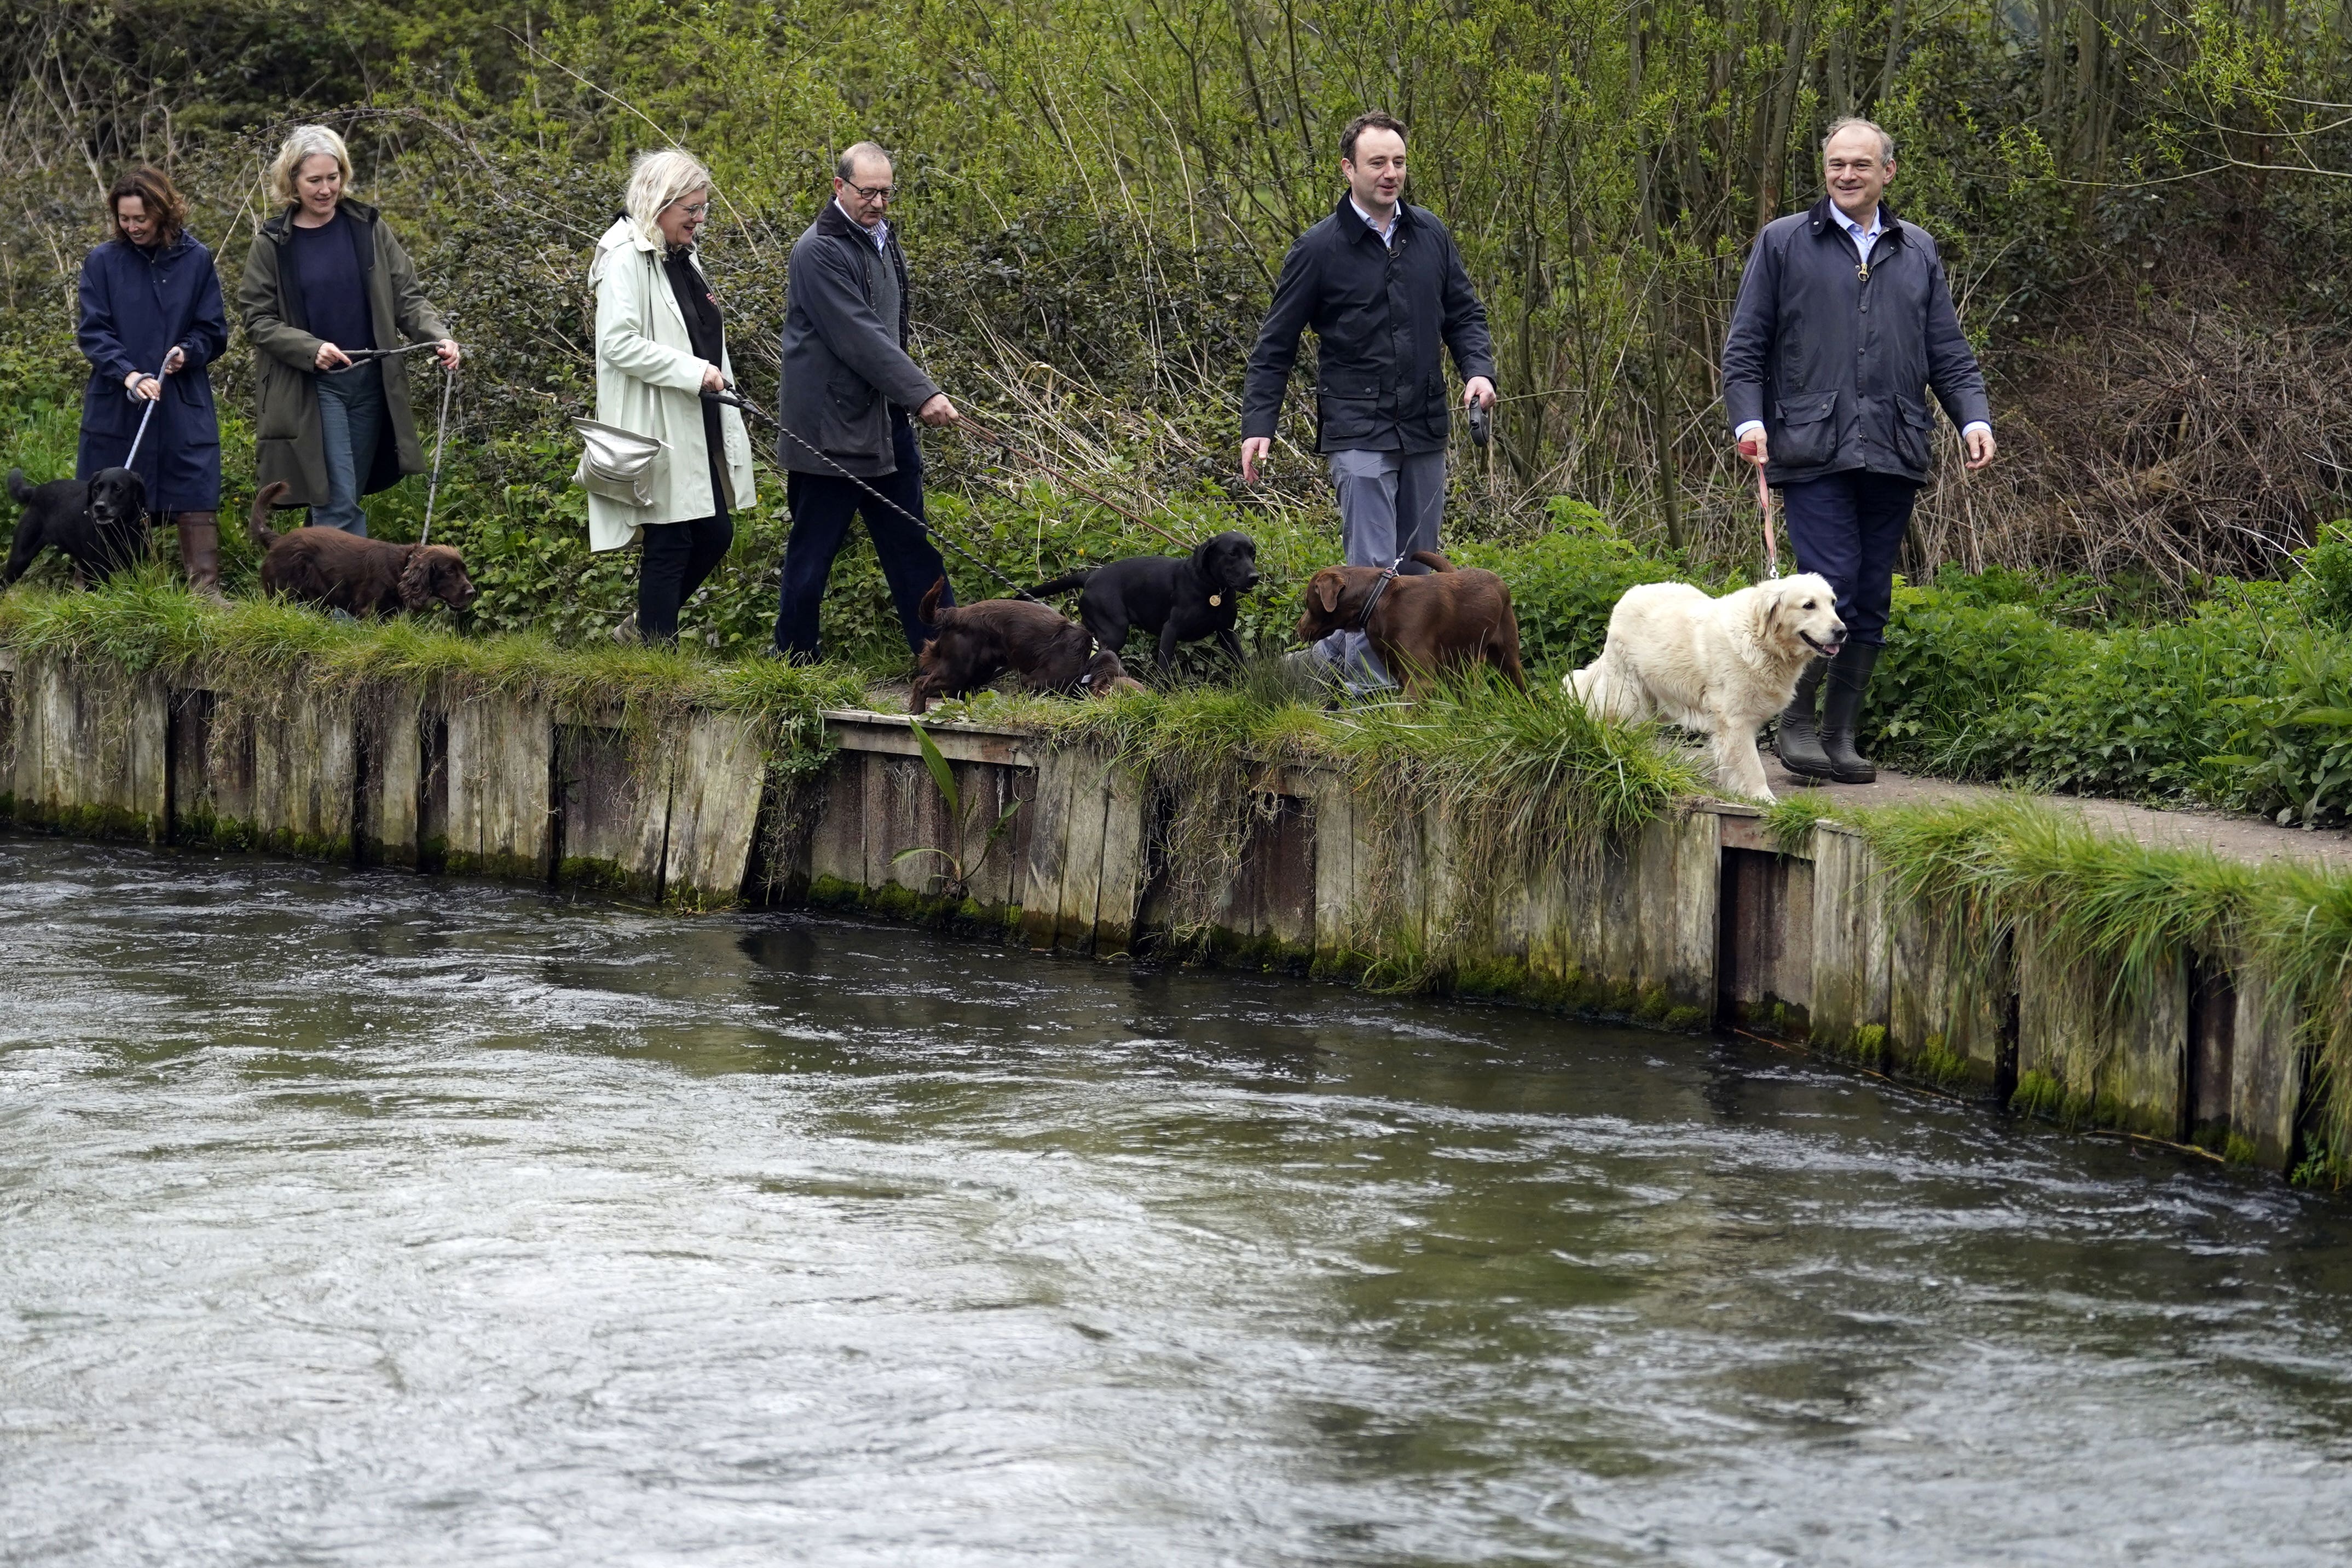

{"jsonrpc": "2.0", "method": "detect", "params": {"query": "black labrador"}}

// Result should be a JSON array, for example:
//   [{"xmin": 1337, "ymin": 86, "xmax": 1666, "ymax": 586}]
[
  {"xmin": 1026, "ymin": 530, "xmax": 1260, "ymax": 673},
  {"xmin": 4, "ymin": 467, "xmax": 149, "ymax": 588}
]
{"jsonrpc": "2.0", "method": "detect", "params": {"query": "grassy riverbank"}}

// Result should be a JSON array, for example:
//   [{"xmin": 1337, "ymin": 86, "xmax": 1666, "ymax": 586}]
[
  {"xmin": 1766, "ymin": 790, "xmax": 2352, "ymax": 1179},
  {"xmin": 10, "ymin": 580, "xmax": 2352, "ymax": 1179}
]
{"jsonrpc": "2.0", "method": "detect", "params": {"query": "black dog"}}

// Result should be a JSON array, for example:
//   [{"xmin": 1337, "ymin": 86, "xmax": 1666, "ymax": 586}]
[
  {"xmin": 1026, "ymin": 530, "xmax": 1259, "ymax": 673},
  {"xmin": 4, "ymin": 467, "xmax": 149, "ymax": 588}
]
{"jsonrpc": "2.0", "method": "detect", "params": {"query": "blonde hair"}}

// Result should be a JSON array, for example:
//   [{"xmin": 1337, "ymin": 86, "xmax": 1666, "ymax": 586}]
[
  {"xmin": 269, "ymin": 124, "xmax": 354, "ymax": 206},
  {"xmin": 624, "ymin": 148, "xmax": 715, "ymax": 246}
]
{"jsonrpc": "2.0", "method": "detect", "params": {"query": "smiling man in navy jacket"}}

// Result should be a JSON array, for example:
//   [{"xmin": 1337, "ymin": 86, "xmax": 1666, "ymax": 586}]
[
  {"xmin": 1723, "ymin": 115, "xmax": 1996, "ymax": 785},
  {"xmin": 1241, "ymin": 111, "xmax": 1496, "ymax": 691}
]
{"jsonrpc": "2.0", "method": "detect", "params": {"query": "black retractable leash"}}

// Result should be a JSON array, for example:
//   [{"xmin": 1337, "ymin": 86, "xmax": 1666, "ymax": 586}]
[
  {"xmin": 701, "ymin": 387, "xmax": 1041, "ymax": 603},
  {"xmin": 327, "ymin": 342, "xmax": 446, "ymax": 371},
  {"xmin": 1466, "ymin": 402, "xmax": 1491, "ymax": 447}
]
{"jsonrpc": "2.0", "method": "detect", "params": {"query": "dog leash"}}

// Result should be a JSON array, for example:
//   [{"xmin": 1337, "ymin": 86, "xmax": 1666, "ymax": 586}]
[
  {"xmin": 1754, "ymin": 459, "xmax": 1778, "ymax": 577},
  {"xmin": 702, "ymin": 389, "xmax": 1041, "ymax": 603},
  {"xmin": 420, "ymin": 364, "xmax": 455, "ymax": 546},
  {"xmin": 328, "ymin": 342, "xmax": 447, "ymax": 371},
  {"xmin": 122, "ymin": 375, "xmax": 163, "ymax": 469}
]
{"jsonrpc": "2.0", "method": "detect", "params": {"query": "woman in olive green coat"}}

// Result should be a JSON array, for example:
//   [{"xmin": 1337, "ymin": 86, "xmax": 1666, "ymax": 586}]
[{"xmin": 236, "ymin": 125, "xmax": 460, "ymax": 535}]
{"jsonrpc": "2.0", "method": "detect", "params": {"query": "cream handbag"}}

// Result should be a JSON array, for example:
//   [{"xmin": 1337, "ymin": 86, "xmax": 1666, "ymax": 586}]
[{"xmin": 572, "ymin": 418, "xmax": 667, "ymax": 509}]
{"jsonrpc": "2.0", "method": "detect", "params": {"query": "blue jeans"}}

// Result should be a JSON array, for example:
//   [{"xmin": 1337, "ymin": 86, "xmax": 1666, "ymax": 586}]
[
  {"xmin": 1778, "ymin": 470, "xmax": 1920, "ymax": 646},
  {"xmin": 313, "ymin": 364, "xmax": 385, "ymax": 536},
  {"xmin": 773, "ymin": 418, "xmax": 951, "ymax": 658},
  {"xmin": 1313, "ymin": 447, "xmax": 1447, "ymax": 691}
]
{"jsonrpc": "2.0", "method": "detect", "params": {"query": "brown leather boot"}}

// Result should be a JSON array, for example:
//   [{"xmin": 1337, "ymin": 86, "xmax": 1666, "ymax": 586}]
[{"xmin": 175, "ymin": 512, "xmax": 226, "ymax": 600}]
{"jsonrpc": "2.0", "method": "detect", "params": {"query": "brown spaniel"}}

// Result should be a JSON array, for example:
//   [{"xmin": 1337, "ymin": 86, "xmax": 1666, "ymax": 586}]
[{"xmin": 246, "ymin": 481, "xmax": 478, "ymax": 617}]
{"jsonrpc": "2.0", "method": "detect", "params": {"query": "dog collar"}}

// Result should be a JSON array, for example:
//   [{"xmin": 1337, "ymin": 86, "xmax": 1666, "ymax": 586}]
[{"xmin": 1355, "ymin": 555, "xmax": 1406, "ymax": 631}]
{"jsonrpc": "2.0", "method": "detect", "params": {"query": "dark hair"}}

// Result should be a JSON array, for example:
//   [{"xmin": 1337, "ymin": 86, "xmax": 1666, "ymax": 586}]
[
  {"xmin": 1340, "ymin": 111, "xmax": 1407, "ymax": 164},
  {"xmin": 108, "ymin": 167, "xmax": 186, "ymax": 248}
]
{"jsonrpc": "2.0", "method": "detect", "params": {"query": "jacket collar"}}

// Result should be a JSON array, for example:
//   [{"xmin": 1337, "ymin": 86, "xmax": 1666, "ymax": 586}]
[
  {"xmin": 1333, "ymin": 190, "xmax": 1415, "ymax": 246},
  {"xmin": 262, "ymin": 197, "xmax": 378, "ymax": 242},
  {"xmin": 816, "ymin": 199, "xmax": 889, "ymax": 245},
  {"xmin": 1805, "ymin": 194, "xmax": 1904, "ymax": 247}
]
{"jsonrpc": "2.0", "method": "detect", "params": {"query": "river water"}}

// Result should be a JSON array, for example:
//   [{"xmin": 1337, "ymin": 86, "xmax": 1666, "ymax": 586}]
[{"xmin": 5, "ymin": 835, "xmax": 2352, "ymax": 1565}]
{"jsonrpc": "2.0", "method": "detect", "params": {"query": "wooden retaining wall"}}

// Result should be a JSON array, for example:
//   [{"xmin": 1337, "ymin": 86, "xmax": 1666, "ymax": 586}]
[{"xmin": 0, "ymin": 649, "xmax": 2311, "ymax": 1173}]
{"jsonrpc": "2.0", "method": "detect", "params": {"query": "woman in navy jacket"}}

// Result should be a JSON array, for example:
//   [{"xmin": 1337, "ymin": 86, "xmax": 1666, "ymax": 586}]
[{"xmin": 77, "ymin": 167, "xmax": 229, "ymax": 596}]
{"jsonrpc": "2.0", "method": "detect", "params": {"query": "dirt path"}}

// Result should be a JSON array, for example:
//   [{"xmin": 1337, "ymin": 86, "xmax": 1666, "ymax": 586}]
[{"xmin": 1760, "ymin": 757, "xmax": 2352, "ymax": 870}]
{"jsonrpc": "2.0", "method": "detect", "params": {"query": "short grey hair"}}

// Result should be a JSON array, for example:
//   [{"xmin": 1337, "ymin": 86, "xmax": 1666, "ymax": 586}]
[
  {"xmin": 1822, "ymin": 116, "xmax": 1894, "ymax": 164},
  {"xmin": 835, "ymin": 142, "xmax": 891, "ymax": 181},
  {"xmin": 624, "ymin": 148, "xmax": 714, "ymax": 246},
  {"xmin": 269, "ymin": 125, "xmax": 354, "ymax": 206}
]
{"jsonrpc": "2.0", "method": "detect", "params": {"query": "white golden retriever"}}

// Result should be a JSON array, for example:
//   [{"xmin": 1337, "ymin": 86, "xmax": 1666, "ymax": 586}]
[{"xmin": 1565, "ymin": 574, "xmax": 1846, "ymax": 800}]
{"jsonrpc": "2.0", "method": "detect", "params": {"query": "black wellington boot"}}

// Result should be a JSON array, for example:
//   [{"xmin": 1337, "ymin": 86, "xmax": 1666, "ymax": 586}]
[
  {"xmin": 1773, "ymin": 658, "xmax": 1833, "ymax": 780},
  {"xmin": 1819, "ymin": 641, "xmax": 1882, "ymax": 784}
]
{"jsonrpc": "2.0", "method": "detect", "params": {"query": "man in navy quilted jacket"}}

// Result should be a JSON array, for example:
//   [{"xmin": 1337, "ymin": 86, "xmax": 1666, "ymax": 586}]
[{"xmin": 1722, "ymin": 116, "xmax": 1996, "ymax": 784}]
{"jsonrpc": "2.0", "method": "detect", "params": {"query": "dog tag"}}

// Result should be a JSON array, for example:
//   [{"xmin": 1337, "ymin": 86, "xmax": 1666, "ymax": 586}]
[{"xmin": 1208, "ymin": 594, "xmax": 1221, "ymax": 606}]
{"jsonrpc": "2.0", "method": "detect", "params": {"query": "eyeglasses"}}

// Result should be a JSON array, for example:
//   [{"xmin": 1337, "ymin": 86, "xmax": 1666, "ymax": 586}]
[
  {"xmin": 842, "ymin": 180, "xmax": 895, "ymax": 202},
  {"xmin": 667, "ymin": 201, "xmax": 709, "ymax": 219}
]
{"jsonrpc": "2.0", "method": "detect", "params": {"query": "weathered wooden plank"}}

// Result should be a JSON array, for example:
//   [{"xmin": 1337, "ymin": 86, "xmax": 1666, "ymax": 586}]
[
  {"xmin": 1053, "ymin": 751, "xmax": 1114, "ymax": 955},
  {"xmin": 552, "ymin": 722, "xmax": 668, "ymax": 900},
  {"xmin": 1018, "ymin": 749, "xmax": 1079, "ymax": 950},
  {"xmin": 250, "ymin": 687, "xmax": 357, "ymax": 859},
  {"xmin": 1310, "ymin": 774, "xmax": 1367, "ymax": 972},
  {"xmin": 662, "ymin": 708, "xmax": 766, "ymax": 907},
  {"xmin": 447, "ymin": 694, "xmax": 554, "ymax": 881},
  {"xmin": 2015, "ymin": 930, "xmax": 2187, "ymax": 1135},
  {"xmin": 1092, "ymin": 762, "xmax": 1147, "ymax": 957},
  {"xmin": 1807, "ymin": 827, "xmax": 1893, "ymax": 1057},
  {"xmin": 1717, "ymin": 843, "xmax": 1811, "ymax": 1039},
  {"xmin": 823, "ymin": 710, "xmax": 1034, "ymax": 766},
  {"xmin": 2227, "ymin": 956, "xmax": 2303, "ymax": 1170},
  {"xmin": 19, "ymin": 659, "xmax": 168, "ymax": 840},
  {"xmin": 1889, "ymin": 900, "xmax": 2012, "ymax": 1091},
  {"xmin": 356, "ymin": 687, "xmax": 425, "ymax": 866},
  {"xmin": 805, "ymin": 750, "xmax": 868, "ymax": 898},
  {"xmin": 952, "ymin": 760, "xmax": 1030, "ymax": 911}
]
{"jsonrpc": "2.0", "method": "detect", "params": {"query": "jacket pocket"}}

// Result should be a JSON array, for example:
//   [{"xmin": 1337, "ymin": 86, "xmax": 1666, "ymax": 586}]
[
  {"xmin": 827, "ymin": 374, "xmax": 876, "ymax": 416},
  {"xmin": 255, "ymin": 358, "xmax": 307, "ymax": 441},
  {"xmin": 1893, "ymin": 394, "xmax": 1934, "ymax": 471},
  {"xmin": 1316, "ymin": 371, "xmax": 1382, "ymax": 448},
  {"xmin": 1772, "ymin": 389, "xmax": 1839, "ymax": 470}
]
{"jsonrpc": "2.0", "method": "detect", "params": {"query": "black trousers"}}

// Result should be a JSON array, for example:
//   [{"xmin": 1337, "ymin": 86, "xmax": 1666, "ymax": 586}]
[
  {"xmin": 637, "ymin": 504, "xmax": 734, "ymax": 645},
  {"xmin": 772, "ymin": 418, "xmax": 951, "ymax": 658},
  {"xmin": 1779, "ymin": 470, "xmax": 1920, "ymax": 647}
]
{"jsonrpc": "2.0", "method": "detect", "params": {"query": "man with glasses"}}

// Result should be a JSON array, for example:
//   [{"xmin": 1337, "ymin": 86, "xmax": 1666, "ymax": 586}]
[
  {"xmin": 772, "ymin": 141, "xmax": 962, "ymax": 661},
  {"xmin": 1723, "ymin": 115, "xmax": 1995, "ymax": 785},
  {"xmin": 1241, "ymin": 109, "xmax": 1496, "ymax": 691}
]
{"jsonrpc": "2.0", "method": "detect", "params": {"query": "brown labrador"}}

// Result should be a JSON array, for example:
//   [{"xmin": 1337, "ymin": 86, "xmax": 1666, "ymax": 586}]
[
  {"xmin": 1293, "ymin": 549, "xmax": 1527, "ymax": 697},
  {"xmin": 908, "ymin": 578, "xmax": 1140, "ymax": 713},
  {"xmin": 247, "ymin": 481, "xmax": 479, "ymax": 617}
]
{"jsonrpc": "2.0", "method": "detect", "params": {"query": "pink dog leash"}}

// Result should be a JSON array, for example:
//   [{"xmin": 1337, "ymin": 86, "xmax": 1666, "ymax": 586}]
[{"xmin": 1753, "ymin": 458, "xmax": 1778, "ymax": 578}]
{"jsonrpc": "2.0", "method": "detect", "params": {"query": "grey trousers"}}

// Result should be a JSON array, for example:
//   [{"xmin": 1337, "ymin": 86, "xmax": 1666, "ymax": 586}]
[{"xmin": 1313, "ymin": 447, "xmax": 1447, "ymax": 690}]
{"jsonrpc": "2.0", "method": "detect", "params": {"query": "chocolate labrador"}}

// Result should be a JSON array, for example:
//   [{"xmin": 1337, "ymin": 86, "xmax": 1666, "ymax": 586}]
[
  {"xmin": 909, "ymin": 577, "xmax": 1138, "ymax": 713},
  {"xmin": 1293, "ymin": 550, "xmax": 1527, "ymax": 697}
]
